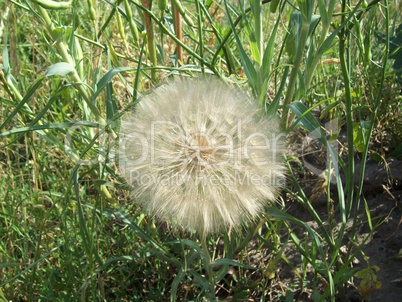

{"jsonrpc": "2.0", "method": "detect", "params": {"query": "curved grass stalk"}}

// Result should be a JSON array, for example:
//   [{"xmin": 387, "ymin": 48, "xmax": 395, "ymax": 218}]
[
  {"xmin": 171, "ymin": 0, "xmax": 195, "ymax": 27},
  {"xmin": 195, "ymin": 0, "xmax": 204, "ymax": 73},
  {"xmin": 123, "ymin": 0, "xmax": 140, "ymax": 44},
  {"xmin": 31, "ymin": 0, "xmax": 72, "ymax": 10},
  {"xmin": 34, "ymin": 5, "xmax": 105, "ymax": 124}
]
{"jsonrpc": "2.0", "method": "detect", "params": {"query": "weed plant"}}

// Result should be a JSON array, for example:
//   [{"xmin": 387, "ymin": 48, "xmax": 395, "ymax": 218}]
[{"xmin": 0, "ymin": 0, "xmax": 401, "ymax": 301}]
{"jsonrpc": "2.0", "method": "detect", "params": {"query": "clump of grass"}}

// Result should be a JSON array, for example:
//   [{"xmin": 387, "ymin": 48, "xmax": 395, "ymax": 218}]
[{"xmin": 0, "ymin": 0, "xmax": 401, "ymax": 300}]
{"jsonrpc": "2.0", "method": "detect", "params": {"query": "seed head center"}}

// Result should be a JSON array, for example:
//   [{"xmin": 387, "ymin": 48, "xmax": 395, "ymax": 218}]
[{"xmin": 187, "ymin": 133, "xmax": 214, "ymax": 168}]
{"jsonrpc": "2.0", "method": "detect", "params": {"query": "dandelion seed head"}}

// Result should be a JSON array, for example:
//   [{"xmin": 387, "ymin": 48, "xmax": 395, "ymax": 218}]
[{"xmin": 120, "ymin": 77, "xmax": 285, "ymax": 235}]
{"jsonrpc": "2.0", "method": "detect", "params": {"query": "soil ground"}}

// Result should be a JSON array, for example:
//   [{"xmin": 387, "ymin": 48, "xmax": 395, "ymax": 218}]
[{"xmin": 357, "ymin": 190, "xmax": 402, "ymax": 302}]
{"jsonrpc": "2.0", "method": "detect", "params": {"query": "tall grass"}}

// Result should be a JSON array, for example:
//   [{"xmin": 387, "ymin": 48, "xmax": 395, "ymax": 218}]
[{"xmin": 1, "ymin": 0, "xmax": 401, "ymax": 300}]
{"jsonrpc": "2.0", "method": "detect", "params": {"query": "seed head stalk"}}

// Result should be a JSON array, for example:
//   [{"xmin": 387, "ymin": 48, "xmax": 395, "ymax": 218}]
[{"xmin": 200, "ymin": 232, "xmax": 216, "ymax": 301}]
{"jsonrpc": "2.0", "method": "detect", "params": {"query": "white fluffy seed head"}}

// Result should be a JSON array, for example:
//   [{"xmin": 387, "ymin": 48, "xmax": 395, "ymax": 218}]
[{"xmin": 120, "ymin": 77, "xmax": 286, "ymax": 235}]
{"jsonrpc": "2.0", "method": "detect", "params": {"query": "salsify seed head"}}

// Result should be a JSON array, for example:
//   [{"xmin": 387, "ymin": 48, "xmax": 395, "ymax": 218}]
[{"xmin": 120, "ymin": 77, "xmax": 286, "ymax": 235}]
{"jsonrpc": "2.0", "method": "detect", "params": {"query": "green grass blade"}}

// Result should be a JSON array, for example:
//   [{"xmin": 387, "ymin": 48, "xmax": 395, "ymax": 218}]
[
  {"xmin": 265, "ymin": 207, "xmax": 326, "ymax": 259},
  {"xmin": 224, "ymin": 0, "xmax": 257, "ymax": 93},
  {"xmin": 0, "ymin": 244, "xmax": 62, "ymax": 287},
  {"xmin": 0, "ymin": 122, "xmax": 99, "ymax": 137},
  {"xmin": 170, "ymin": 270, "xmax": 186, "ymax": 302},
  {"xmin": 210, "ymin": 258, "xmax": 255, "ymax": 270},
  {"xmin": 113, "ymin": 209, "xmax": 168, "ymax": 254},
  {"xmin": 93, "ymin": 67, "xmax": 136, "ymax": 101},
  {"xmin": 288, "ymin": 101, "xmax": 324, "ymax": 142},
  {"xmin": 0, "ymin": 78, "xmax": 44, "ymax": 132}
]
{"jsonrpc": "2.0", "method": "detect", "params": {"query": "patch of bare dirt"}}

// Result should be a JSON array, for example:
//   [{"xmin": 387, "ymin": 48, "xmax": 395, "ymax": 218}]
[
  {"xmin": 280, "ymin": 121, "xmax": 402, "ymax": 299},
  {"xmin": 357, "ymin": 190, "xmax": 402, "ymax": 302},
  {"xmin": 284, "ymin": 154, "xmax": 402, "ymax": 301}
]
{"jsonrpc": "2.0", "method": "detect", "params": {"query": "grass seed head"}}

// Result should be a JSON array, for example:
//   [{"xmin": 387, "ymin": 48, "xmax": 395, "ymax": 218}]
[{"xmin": 120, "ymin": 77, "xmax": 286, "ymax": 235}]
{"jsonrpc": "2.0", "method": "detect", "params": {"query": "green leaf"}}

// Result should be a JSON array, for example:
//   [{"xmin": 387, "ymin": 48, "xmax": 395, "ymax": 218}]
[
  {"xmin": 93, "ymin": 67, "xmax": 135, "ymax": 101},
  {"xmin": 224, "ymin": 1, "xmax": 257, "ymax": 93},
  {"xmin": 211, "ymin": 258, "xmax": 256, "ymax": 270},
  {"xmin": 353, "ymin": 121, "xmax": 371, "ymax": 153},
  {"xmin": 53, "ymin": 26, "xmax": 72, "ymax": 43},
  {"xmin": 388, "ymin": 143, "xmax": 402, "ymax": 159},
  {"xmin": 113, "ymin": 209, "xmax": 166, "ymax": 253},
  {"xmin": 45, "ymin": 62, "xmax": 76, "ymax": 77},
  {"xmin": 260, "ymin": 12, "xmax": 281, "ymax": 106},
  {"xmin": 0, "ymin": 288, "xmax": 7, "ymax": 302},
  {"xmin": 0, "ymin": 245, "xmax": 62, "ymax": 287},
  {"xmin": 354, "ymin": 266, "xmax": 381, "ymax": 279},
  {"xmin": 270, "ymin": 0, "xmax": 280, "ymax": 13},
  {"xmin": 288, "ymin": 101, "xmax": 326, "ymax": 145},
  {"xmin": 355, "ymin": 266, "xmax": 382, "ymax": 298},
  {"xmin": 248, "ymin": 0, "xmax": 262, "ymax": 65},
  {"xmin": 2, "ymin": 44, "xmax": 11, "ymax": 75},
  {"xmin": 31, "ymin": 0, "xmax": 72, "ymax": 10},
  {"xmin": 261, "ymin": 15, "xmax": 280, "ymax": 79},
  {"xmin": 0, "ymin": 122, "xmax": 99, "ymax": 137},
  {"xmin": 0, "ymin": 78, "xmax": 44, "ymax": 133},
  {"xmin": 170, "ymin": 239, "xmax": 203, "ymax": 256},
  {"xmin": 286, "ymin": 12, "xmax": 302, "ymax": 59},
  {"xmin": 266, "ymin": 207, "xmax": 327, "ymax": 260},
  {"xmin": 266, "ymin": 66, "xmax": 289, "ymax": 114},
  {"xmin": 188, "ymin": 269, "xmax": 211, "ymax": 289},
  {"xmin": 308, "ymin": 14, "xmax": 321, "ymax": 37},
  {"xmin": 106, "ymin": 80, "xmax": 117, "ymax": 123},
  {"xmin": 170, "ymin": 270, "xmax": 187, "ymax": 301}
]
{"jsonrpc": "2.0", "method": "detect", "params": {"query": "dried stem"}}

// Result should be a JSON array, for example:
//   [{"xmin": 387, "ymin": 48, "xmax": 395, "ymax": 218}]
[
  {"xmin": 172, "ymin": 0, "xmax": 183, "ymax": 64},
  {"xmin": 141, "ymin": 0, "xmax": 157, "ymax": 81}
]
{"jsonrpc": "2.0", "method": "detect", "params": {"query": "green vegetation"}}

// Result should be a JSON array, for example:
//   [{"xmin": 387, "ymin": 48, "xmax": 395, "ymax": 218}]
[{"xmin": 1, "ymin": 0, "xmax": 401, "ymax": 300}]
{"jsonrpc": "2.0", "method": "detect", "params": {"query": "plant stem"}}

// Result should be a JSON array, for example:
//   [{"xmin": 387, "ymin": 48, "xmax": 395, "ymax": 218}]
[
  {"xmin": 353, "ymin": 0, "xmax": 389, "ymax": 229},
  {"xmin": 282, "ymin": 20, "xmax": 310, "ymax": 129},
  {"xmin": 304, "ymin": 0, "xmax": 337, "ymax": 88},
  {"xmin": 123, "ymin": 0, "xmax": 140, "ymax": 45},
  {"xmin": 195, "ymin": 0, "xmax": 204, "ymax": 73},
  {"xmin": 35, "ymin": 5, "xmax": 105, "ymax": 124},
  {"xmin": 142, "ymin": 0, "xmax": 157, "ymax": 82},
  {"xmin": 200, "ymin": 233, "xmax": 215, "ymax": 301},
  {"xmin": 172, "ymin": 0, "xmax": 183, "ymax": 64},
  {"xmin": 339, "ymin": 0, "xmax": 354, "ymax": 220}
]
